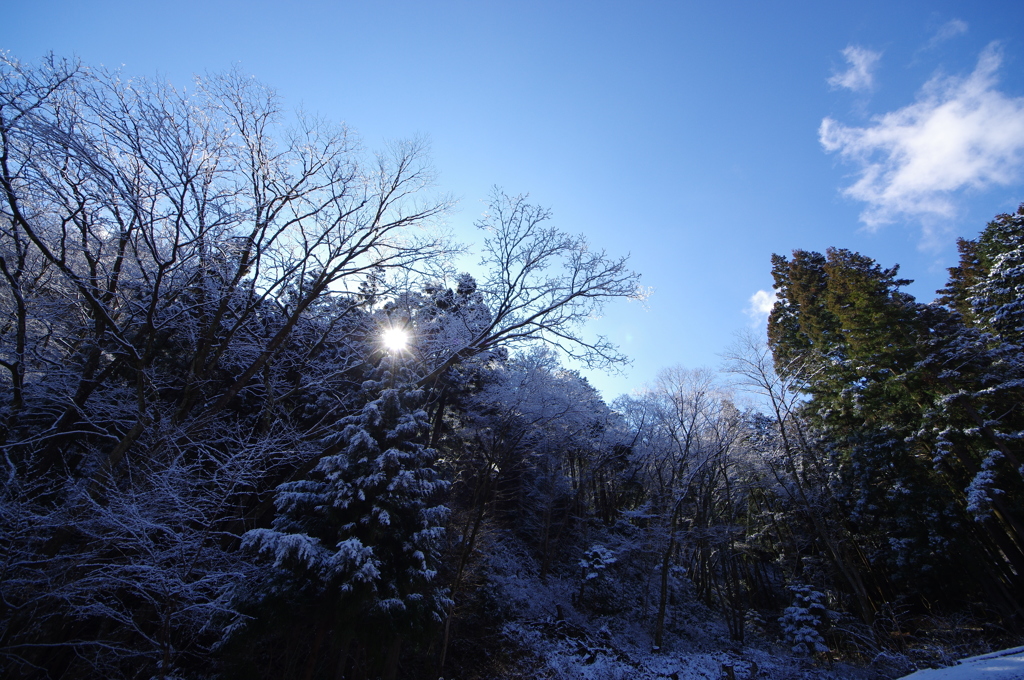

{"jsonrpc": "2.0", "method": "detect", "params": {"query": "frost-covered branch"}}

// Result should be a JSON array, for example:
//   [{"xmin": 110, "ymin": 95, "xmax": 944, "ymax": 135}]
[{"xmin": 418, "ymin": 189, "xmax": 643, "ymax": 386}]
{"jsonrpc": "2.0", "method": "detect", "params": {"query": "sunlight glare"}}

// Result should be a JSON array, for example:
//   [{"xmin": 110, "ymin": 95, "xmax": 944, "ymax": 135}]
[{"xmin": 382, "ymin": 328, "xmax": 409, "ymax": 352}]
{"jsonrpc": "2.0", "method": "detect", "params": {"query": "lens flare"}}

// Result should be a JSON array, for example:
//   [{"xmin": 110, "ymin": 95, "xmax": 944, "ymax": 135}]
[{"xmin": 382, "ymin": 328, "xmax": 409, "ymax": 351}]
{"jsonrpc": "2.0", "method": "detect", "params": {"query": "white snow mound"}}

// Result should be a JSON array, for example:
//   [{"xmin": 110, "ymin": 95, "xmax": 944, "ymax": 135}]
[{"xmin": 900, "ymin": 646, "xmax": 1024, "ymax": 679}]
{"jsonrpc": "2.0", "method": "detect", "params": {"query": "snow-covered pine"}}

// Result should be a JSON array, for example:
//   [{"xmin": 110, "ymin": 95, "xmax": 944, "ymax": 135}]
[
  {"xmin": 967, "ymin": 206, "xmax": 1024, "ymax": 345},
  {"xmin": 965, "ymin": 451, "xmax": 1006, "ymax": 520},
  {"xmin": 580, "ymin": 544, "xmax": 618, "ymax": 582},
  {"xmin": 239, "ymin": 369, "xmax": 450, "ymax": 667},
  {"xmin": 779, "ymin": 585, "xmax": 830, "ymax": 655}
]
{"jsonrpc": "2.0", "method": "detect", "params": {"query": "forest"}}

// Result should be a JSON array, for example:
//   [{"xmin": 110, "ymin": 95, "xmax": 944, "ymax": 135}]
[{"xmin": 2, "ymin": 55, "xmax": 1024, "ymax": 680}]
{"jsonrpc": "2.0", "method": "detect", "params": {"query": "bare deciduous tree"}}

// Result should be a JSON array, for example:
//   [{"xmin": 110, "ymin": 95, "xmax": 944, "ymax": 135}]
[
  {"xmin": 418, "ymin": 188, "xmax": 645, "ymax": 387},
  {"xmin": 0, "ymin": 54, "xmax": 453, "ymax": 678}
]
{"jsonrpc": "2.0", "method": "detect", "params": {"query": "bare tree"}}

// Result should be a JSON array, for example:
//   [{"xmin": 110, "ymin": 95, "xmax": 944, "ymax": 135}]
[
  {"xmin": 617, "ymin": 367, "xmax": 739, "ymax": 649},
  {"xmin": 722, "ymin": 330, "xmax": 879, "ymax": 624},
  {"xmin": 0, "ymin": 54, "xmax": 453, "ymax": 678},
  {"xmin": 2, "ymin": 54, "xmax": 452, "ymax": 468},
  {"xmin": 417, "ymin": 188, "xmax": 645, "ymax": 387}
]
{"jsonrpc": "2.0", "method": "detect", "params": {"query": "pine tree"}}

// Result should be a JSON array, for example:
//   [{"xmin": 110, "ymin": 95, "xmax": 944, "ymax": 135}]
[
  {"xmin": 924, "ymin": 205, "xmax": 1024, "ymax": 610},
  {"xmin": 239, "ymin": 366, "xmax": 450, "ymax": 678},
  {"xmin": 767, "ymin": 248, "xmax": 974, "ymax": 609},
  {"xmin": 767, "ymin": 230, "xmax": 1024, "ymax": 619},
  {"xmin": 967, "ymin": 206, "xmax": 1024, "ymax": 345},
  {"xmin": 939, "ymin": 204, "xmax": 1024, "ymax": 334},
  {"xmin": 780, "ymin": 585, "xmax": 830, "ymax": 655}
]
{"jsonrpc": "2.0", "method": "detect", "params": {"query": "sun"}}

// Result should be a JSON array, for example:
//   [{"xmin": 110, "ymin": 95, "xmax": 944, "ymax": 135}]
[{"xmin": 382, "ymin": 327, "xmax": 409, "ymax": 352}]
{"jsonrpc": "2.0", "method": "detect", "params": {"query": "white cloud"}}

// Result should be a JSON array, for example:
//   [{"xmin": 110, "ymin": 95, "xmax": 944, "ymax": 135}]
[
  {"xmin": 746, "ymin": 289, "xmax": 777, "ymax": 325},
  {"xmin": 820, "ymin": 43, "xmax": 1024, "ymax": 230},
  {"xmin": 926, "ymin": 19, "xmax": 968, "ymax": 49},
  {"xmin": 828, "ymin": 45, "xmax": 882, "ymax": 92}
]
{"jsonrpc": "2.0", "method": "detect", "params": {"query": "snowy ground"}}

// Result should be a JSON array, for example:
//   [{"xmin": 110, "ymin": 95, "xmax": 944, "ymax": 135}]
[
  {"xmin": 502, "ymin": 617, "xmax": 860, "ymax": 680},
  {"xmin": 464, "ymin": 536, "xmax": 1019, "ymax": 680},
  {"xmin": 898, "ymin": 646, "xmax": 1024, "ymax": 679},
  {"xmin": 487, "ymin": 542, "xmax": 876, "ymax": 680}
]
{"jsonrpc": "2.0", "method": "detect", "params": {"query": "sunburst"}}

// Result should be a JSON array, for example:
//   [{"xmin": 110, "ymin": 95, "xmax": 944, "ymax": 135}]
[{"xmin": 382, "ymin": 327, "xmax": 409, "ymax": 352}]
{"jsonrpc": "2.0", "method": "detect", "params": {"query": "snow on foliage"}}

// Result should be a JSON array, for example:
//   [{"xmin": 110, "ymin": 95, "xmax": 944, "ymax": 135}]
[
  {"xmin": 965, "ymin": 450, "xmax": 1006, "ymax": 520},
  {"xmin": 580, "ymin": 545, "xmax": 618, "ymax": 582},
  {"xmin": 236, "ymin": 370, "xmax": 451, "ymax": 655},
  {"xmin": 779, "ymin": 585, "xmax": 830, "ymax": 655}
]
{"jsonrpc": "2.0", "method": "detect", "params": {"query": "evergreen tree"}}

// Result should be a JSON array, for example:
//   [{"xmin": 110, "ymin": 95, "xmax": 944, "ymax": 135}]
[
  {"xmin": 767, "ymin": 248, "xmax": 977, "ymax": 611},
  {"xmin": 925, "ymin": 205, "xmax": 1024, "ymax": 611},
  {"xmin": 238, "ymin": 366, "xmax": 450, "ymax": 678},
  {"xmin": 939, "ymin": 204, "xmax": 1024, "ymax": 334},
  {"xmin": 966, "ymin": 206, "xmax": 1024, "ymax": 345}
]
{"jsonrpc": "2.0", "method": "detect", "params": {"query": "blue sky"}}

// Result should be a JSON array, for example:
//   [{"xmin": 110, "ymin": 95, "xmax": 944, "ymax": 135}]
[{"xmin": 5, "ymin": 1, "xmax": 1024, "ymax": 399}]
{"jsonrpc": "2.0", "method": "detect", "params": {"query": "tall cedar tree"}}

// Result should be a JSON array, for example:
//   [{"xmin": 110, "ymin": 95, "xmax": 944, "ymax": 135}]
[{"xmin": 767, "ymin": 248, "xmax": 991, "ymax": 613}]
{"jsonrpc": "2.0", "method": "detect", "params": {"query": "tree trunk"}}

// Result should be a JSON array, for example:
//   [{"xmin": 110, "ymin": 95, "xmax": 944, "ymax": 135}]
[
  {"xmin": 381, "ymin": 636, "xmax": 403, "ymax": 680},
  {"xmin": 654, "ymin": 525, "xmax": 676, "ymax": 650}
]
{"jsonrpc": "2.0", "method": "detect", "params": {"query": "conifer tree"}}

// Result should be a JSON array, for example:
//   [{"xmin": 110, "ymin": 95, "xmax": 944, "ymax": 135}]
[
  {"xmin": 768, "ymin": 226, "xmax": 1024, "ymax": 619},
  {"xmin": 767, "ymin": 248, "xmax": 972, "ymax": 608},
  {"xmin": 925, "ymin": 206, "xmax": 1024, "ymax": 609},
  {"xmin": 939, "ymin": 205, "xmax": 1024, "ymax": 333},
  {"xmin": 239, "ymin": 362, "xmax": 450, "ymax": 678},
  {"xmin": 966, "ymin": 206, "xmax": 1024, "ymax": 345}
]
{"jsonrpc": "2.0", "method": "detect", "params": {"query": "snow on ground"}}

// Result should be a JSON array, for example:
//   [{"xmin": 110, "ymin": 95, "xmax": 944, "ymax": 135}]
[
  {"xmin": 476, "ymin": 535, "xmax": 1023, "ymax": 680},
  {"xmin": 898, "ymin": 646, "xmax": 1024, "ymax": 679},
  {"xmin": 496, "ymin": 589, "xmax": 876, "ymax": 680},
  {"xmin": 503, "ymin": 617, "xmax": 849, "ymax": 680}
]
